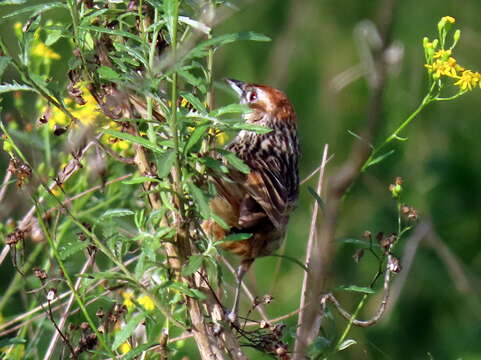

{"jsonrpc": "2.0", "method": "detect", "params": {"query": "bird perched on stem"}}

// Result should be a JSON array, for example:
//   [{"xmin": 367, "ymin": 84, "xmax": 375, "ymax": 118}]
[{"xmin": 203, "ymin": 78, "xmax": 299, "ymax": 321}]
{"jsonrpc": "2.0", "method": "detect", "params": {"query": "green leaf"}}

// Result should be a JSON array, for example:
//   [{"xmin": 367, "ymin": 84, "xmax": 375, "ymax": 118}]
[
  {"xmin": 338, "ymin": 339, "xmax": 357, "ymax": 351},
  {"xmin": 180, "ymin": 92, "xmax": 206, "ymax": 114},
  {"xmin": 182, "ymin": 255, "xmax": 204, "ymax": 276},
  {"xmin": 187, "ymin": 182, "xmax": 211, "ymax": 218},
  {"xmin": 338, "ymin": 238, "xmax": 380, "ymax": 247},
  {"xmin": 211, "ymin": 213, "xmax": 229, "ymax": 230},
  {"xmin": 0, "ymin": 337, "xmax": 26, "ymax": 347},
  {"xmin": 184, "ymin": 125, "xmax": 209, "ymax": 154},
  {"xmin": 307, "ymin": 186, "xmax": 324, "ymax": 209},
  {"xmin": 0, "ymin": 0, "xmax": 27, "ymax": 5},
  {"xmin": 0, "ymin": 57, "xmax": 12, "ymax": 80},
  {"xmin": 178, "ymin": 68, "xmax": 206, "ymax": 93},
  {"xmin": 268, "ymin": 254, "xmax": 309, "ymax": 272},
  {"xmin": 100, "ymin": 208, "xmax": 135, "ymax": 218},
  {"xmin": 168, "ymin": 282, "xmax": 206, "ymax": 300},
  {"xmin": 122, "ymin": 342, "xmax": 156, "ymax": 360},
  {"xmin": 186, "ymin": 32, "xmax": 271, "ymax": 60},
  {"xmin": 45, "ymin": 29, "xmax": 63, "ymax": 46},
  {"xmin": 58, "ymin": 240, "xmax": 89, "ymax": 261},
  {"xmin": 155, "ymin": 150, "xmax": 176, "ymax": 178},
  {"xmin": 112, "ymin": 42, "xmax": 148, "ymax": 68},
  {"xmin": 79, "ymin": 25, "xmax": 142, "ymax": 42},
  {"xmin": 211, "ymin": 103, "xmax": 250, "ymax": 117},
  {"xmin": 101, "ymin": 129, "xmax": 162, "ymax": 153},
  {"xmin": 112, "ymin": 313, "xmax": 146, "ymax": 351},
  {"xmin": 0, "ymin": 82, "xmax": 37, "ymax": 94},
  {"xmin": 123, "ymin": 176, "xmax": 161, "ymax": 185},
  {"xmin": 365, "ymin": 150, "xmax": 395, "ymax": 168},
  {"xmin": 217, "ymin": 149, "xmax": 250, "ymax": 174},
  {"xmin": 97, "ymin": 66, "xmax": 121, "ymax": 81},
  {"xmin": 163, "ymin": 0, "xmax": 179, "ymax": 42},
  {"xmin": 337, "ymin": 285, "xmax": 376, "ymax": 294},
  {"xmin": 231, "ymin": 122, "xmax": 272, "ymax": 134},
  {"xmin": 0, "ymin": 2, "xmax": 67, "ymax": 24},
  {"xmin": 216, "ymin": 233, "xmax": 252, "ymax": 244}
]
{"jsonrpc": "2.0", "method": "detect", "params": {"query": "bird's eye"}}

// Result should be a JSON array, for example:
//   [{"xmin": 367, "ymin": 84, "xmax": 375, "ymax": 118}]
[{"xmin": 248, "ymin": 91, "xmax": 257, "ymax": 102}]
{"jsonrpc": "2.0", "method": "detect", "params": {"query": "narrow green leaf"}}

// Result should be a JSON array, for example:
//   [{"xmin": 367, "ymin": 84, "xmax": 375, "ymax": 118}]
[
  {"xmin": 211, "ymin": 213, "xmax": 229, "ymax": 230},
  {"xmin": 216, "ymin": 233, "xmax": 252, "ymax": 244},
  {"xmin": 186, "ymin": 32, "xmax": 271, "ymax": 60},
  {"xmin": 101, "ymin": 129, "xmax": 162, "ymax": 153},
  {"xmin": 338, "ymin": 238, "xmax": 380, "ymax": 247},
  {"xmin": 187, "ymin": 182, "xmax": 211, "ymax": 218},
  {"xmin": 211, "ymin": 103, "xmax": 249, "ymax": 117},
  {"xmin": 307, "ymin": 186, "xmax": 324, "ymax": 209},
  {"xmin": 112, "ymin": 42, "xmax": 148, "ymax": 68},
  {"xmin": 112, "ymin": 313, "xmax": 146, "ymax": 350},
  {"xmin": 0, "ymin": 2, "xmax": 66, "ymax": 24},
  {"xmin": 182, "ymin": 255, "xmax": 204, "ymax": 276},
  {"xmin": 0, "ymin": 338, "xmax": 26, "ymax": 347},
  {"xmin": 100, "ymin": 208, "xmax": 135, "ymax": 218},
  {"xmin": 268, "ymin": 254, "xmax": 309, "ymax": 272},
  {"xmin": 338, "ymin": 339, "xmax": 357, "ymax": 351},
  {"xmin": 163, "ymin": 0, "xmax": 178, "ymax": 42},
  {"xmin": 79, "ymin": 25, "xmax": 142, "ymax": 42},
  {"xmin": 45, "ymin": 29, "xmax": 63, "ymax": 46},
  {"xmin": 217, "ymin": 149, "xmax": 250, "ymax": 174},
  {"xmin": 0, "ymin": 0, "xmax": 27, "ymax": 5},
  {"xmin": 58, "ymin": 241, "xmax": 89, "ymax": 261},
  {"xmin": 97, "ymin": 66, "xmax": 121, "ymax": 81},
  {"xmin": 184, "ymin": 125, "xmax": 209, "ymax": 154},
  {"xmin": 337, "ymin": 285, "xmax": 376, "ymax": 294},
  {"xmin": 123, "ymin": 176, "xmax": 161, "ymax": 185},
  {"xmin": 231, "ymin": 122, "xmax": 272, "ymax": 134},
  {"xmin": 178, "ymin": 68, "xmax": 206, "ymax": 93},
  {"xmin": 168, "ymin": 282, "xmax": 206, "ymax": 299},
  {"xmin": 180, "ymin": 92, "xmax": 206, "ymax": 114},
  {"xmin": 0, "ymin": 57, "xmax": 12, "ymax": 80},
  {"xmin": 122, "ymin": 342, "xmax": 156, "ymax": 360},
  {"xmin": 155, "ymin": 150, "xmax": 176, "ymax": 178},
  {"xmin": 0, "ymin": 82, "xmax": 37, "ymax": 94},
  {"xmin": 366, "ymin": 150, "xmax": 395, "ymax": 168}
]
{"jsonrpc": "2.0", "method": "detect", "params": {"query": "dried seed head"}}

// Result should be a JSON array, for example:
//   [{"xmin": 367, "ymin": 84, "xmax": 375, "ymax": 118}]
[
  {"xmin": 34, "ymin": 267, "xmax": 47, "ymax": 281},
  {"xmin": 388, "ymin": 254, "xmax": 402, "ymax": 273},
  {"xmin": 352, "ymin": 248, "xmax": 365, "ymax": 263},
  {"xmin": 47, "ymin": 288, "xmax": 57, "ymax": 301}
]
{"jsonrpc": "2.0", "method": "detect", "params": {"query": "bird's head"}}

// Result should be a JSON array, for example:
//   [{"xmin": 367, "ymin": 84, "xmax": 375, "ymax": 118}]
[{"xmin": 225, "ymin": 78, "xmax": 296, "ymax": 125}]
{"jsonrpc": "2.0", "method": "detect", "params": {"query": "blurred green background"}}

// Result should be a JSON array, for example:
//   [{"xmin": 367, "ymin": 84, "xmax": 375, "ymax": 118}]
[{"xmin": 1, "ymin": 0, "xmax": 481, "ymax": 359}]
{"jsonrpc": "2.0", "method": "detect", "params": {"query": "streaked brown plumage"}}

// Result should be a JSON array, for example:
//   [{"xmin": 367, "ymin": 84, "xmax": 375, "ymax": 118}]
[{"xmin": 202, "ymin": 79, "xmax": 299, "ymax": 320}]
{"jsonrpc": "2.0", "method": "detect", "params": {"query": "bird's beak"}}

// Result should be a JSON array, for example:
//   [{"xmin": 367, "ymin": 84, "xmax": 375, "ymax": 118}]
[{"xmin": 225, "ymin": 78, "xmax": 245, "ymax": 97}]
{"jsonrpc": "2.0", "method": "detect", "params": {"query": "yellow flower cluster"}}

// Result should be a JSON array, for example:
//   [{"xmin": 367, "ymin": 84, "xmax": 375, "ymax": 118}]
[
  {"xmin": 425, "ymin": 50, "xmax": 481, "ymax": 92},
  {"xmin": 424, "ymin": 17, "xmax": 481, "ymax": 93},
  {"xmin": 31, "ymin": 42, "xmax": 60, "ymax": 60},
  {"xmin": 121, "ymin": 290, "xmax": 155, "ymax": 311}
]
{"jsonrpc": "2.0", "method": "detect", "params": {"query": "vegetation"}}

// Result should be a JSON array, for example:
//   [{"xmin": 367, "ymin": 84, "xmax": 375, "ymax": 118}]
[{"xmin": 0, "ymin": 0, "xmax": 480, "ymax": 359}]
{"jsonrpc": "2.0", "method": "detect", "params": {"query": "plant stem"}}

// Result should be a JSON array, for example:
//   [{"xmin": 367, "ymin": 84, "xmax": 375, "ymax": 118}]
[
  {"xmin": 35, "ymin": 207, "xmax": 117, "ymax": 358},
  {"xmin": 362, "ymin": 83, "xmax": 436, "ymax": 172}
]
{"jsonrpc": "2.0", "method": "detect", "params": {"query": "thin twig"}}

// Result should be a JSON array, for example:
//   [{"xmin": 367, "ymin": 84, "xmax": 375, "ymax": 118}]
[
  {"xmin": 43, "ymin": 252, "xmax": 95, "ymax": 360},
  {"xmin": 293, "ymin": 144, "xmax": 329, "ymax": 357},
  {"xmin": 321, "ymin": 263, "xmax": 392, "ymax": 327},
  {"xmin": 222, "ymin": 257, "xmax": 269, "ymax": 322}
]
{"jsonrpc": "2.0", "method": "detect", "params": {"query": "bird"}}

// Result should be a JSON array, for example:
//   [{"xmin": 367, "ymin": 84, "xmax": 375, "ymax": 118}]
[{"xmin": 202, "ymin": 78, "xmax": 299, "ymax": 321}]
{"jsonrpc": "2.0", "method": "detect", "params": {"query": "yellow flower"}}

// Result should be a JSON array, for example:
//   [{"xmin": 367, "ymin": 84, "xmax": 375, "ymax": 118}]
[
  {"xmin": 121, "ymin": 290, "xmax": 135, "ymax": 311},
  {"xmin": 454, "ymin": 70, "xmax": 481, "ymax": 91},
  {"xmin": 137, "ymin": 295, "xmax": 155, "ymax": 311},
  {"xmin": 433, "ymin": 49, "xmax": 451, "ymax": 59},
  {"xmin": 119, "ymin": 341, "xmax": 132, "ymax": 354},
  {"xmin": 425, "ymin": 58, "xmax": 458, "ymax": 78},
  {"xmin": 31, "ymin": 42, "xmax": 60, "ymax": 60},
  {"xmin": 442, "ymin": 16, "xmax": 455, "ymax": 24}
]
